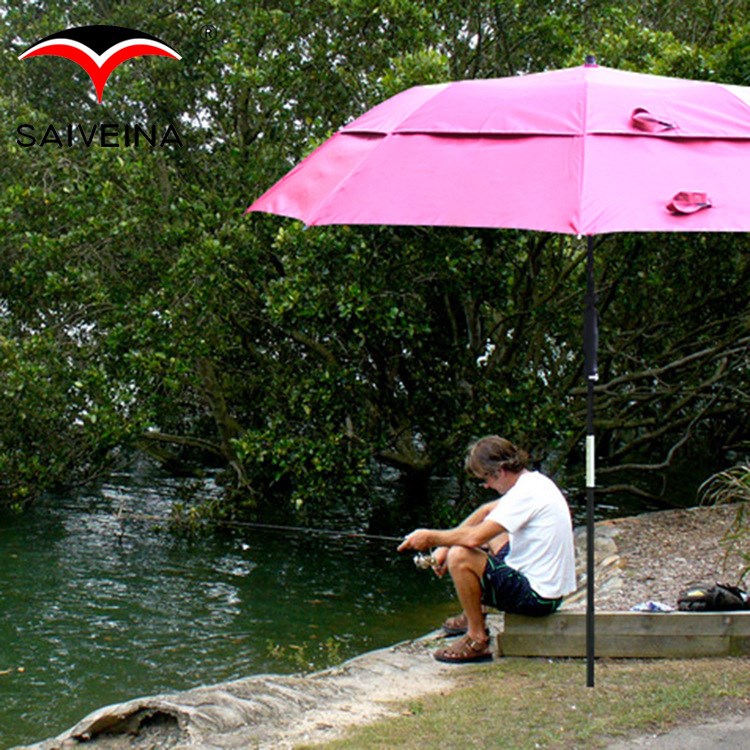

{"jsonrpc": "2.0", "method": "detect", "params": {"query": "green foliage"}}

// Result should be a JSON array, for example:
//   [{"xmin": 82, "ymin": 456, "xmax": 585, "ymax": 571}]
[{"xmin": 0, "ymin": 1, "xmax": 748, "ymax": 523}]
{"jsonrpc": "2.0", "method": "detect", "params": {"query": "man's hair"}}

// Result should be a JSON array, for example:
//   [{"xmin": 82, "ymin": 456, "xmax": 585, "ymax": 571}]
[{"xmin": 465, "ymin": 435, "xmax": 529, "ymax": 478}]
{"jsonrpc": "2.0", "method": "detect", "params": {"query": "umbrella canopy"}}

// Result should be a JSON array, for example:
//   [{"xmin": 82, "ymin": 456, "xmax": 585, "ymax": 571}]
[
  {"xmin": 248, "ymin": 62, "xmax": 750, "ymax": 234},
  {"xmin": 247, "ymin": 61, "xmax": 750, "ymax": 686}
]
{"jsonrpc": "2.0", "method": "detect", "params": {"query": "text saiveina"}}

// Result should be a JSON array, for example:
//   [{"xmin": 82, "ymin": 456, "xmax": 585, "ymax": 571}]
[{"xmin": 16, "ymin": 122, "xmax": 183, "ymax": 148}]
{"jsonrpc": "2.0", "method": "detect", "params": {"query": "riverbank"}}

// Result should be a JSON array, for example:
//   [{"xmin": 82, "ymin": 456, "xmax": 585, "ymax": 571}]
[{"xmin": 17, "ymin": 503, "xmax": 748, "ymax": 750}]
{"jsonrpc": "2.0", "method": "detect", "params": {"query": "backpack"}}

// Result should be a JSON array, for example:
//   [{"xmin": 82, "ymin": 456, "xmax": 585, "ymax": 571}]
[{"xmin": 677, "ymin": 582, "xmax": 749, "ymax": 612}]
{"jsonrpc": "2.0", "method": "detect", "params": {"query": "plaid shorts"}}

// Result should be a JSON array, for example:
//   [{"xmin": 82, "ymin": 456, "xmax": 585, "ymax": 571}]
[{"xmin": 480, "ymin": 543, "xmax": 562, "ymax": 616}]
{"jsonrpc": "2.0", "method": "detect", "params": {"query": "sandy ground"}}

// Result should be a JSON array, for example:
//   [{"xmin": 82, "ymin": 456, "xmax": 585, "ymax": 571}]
[{"xmin": 17, "ymin": 502, "xmax": 748, "ymax": 750}]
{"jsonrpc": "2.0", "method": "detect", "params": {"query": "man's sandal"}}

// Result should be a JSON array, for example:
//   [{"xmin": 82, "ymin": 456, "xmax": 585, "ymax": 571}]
[
  {"xmin": 442, "ymin": 607, "xmax": 488, "ymax": 636},
  {"xmin": 433, "ymin": 634, "xmax": 492, "ymax": 663}
]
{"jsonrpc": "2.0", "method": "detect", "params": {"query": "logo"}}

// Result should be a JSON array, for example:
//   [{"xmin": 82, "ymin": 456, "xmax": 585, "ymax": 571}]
[{"xmin": 19, "ymin": 25, "xmax": 181, "ymax": 103}]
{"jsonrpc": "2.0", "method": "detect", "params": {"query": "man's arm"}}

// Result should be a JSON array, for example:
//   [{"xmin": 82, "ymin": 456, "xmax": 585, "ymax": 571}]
[
  {"xmin": 397, "ymin": 517, "xmax": 505, "ymax": 552},
  {"xmin": 459, "ymin": 499, "xmax": 501, "ymax": 527}
]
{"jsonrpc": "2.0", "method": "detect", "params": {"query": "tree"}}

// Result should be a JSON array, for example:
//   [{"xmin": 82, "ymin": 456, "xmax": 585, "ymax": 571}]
[{"xmin": 0, "ymin": 0, "xmax": 748, "ymax": 524}]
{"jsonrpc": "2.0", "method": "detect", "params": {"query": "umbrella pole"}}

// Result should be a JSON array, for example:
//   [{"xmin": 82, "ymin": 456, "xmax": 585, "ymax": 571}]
[{"xmin": 584, "ymin": 235, "xmax": 598, "ymax": 687}]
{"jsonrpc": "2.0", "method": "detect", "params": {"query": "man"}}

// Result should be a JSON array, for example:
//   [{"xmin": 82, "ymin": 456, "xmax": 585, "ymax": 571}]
[{"xmin": 398, "ymin": 435, "xmax": 576, "ymax": 663}]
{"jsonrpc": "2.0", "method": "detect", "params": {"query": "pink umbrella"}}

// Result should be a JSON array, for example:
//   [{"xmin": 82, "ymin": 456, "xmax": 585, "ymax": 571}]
[
  {"xmin": 249, "ymin": 61, "xmax": 750, "ymax": 233},
  {"xmin": 247, "ymin": 59, "xmax": 750, "ymax": 684}
]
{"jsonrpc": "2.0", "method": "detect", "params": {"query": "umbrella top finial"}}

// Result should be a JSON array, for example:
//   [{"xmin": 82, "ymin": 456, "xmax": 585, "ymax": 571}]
[{"xmin": 584, "ymin": 54, "xmax": 597, "ymax": 67}]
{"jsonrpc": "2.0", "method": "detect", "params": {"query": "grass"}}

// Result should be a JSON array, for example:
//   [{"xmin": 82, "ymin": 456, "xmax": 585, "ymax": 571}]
[{"xmin": 296, "ymin": 657, "xmax": 750, "ymax": 750}]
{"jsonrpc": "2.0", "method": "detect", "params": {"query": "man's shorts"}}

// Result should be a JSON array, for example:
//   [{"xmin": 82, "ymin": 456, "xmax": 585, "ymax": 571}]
[{"xmin": 480, "ymin": 543, "xmax": 562, "ymax": 616}]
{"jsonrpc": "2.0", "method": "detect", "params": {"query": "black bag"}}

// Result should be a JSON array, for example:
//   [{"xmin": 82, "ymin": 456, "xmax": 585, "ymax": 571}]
[{"xmin": 677, "ymin": 582, "xmax": 749, "ymax": 612}]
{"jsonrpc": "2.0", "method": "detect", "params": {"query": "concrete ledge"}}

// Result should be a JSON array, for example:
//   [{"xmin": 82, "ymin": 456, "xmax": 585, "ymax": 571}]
[{"xmin": 498, "ymin": 611, "xmax": 750, "ymax": 659}]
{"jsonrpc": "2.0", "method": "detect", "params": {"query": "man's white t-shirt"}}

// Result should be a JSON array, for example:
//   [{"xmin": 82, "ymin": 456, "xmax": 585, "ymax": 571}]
[{"xmin": 486, "ymin": 471, "xmax": 576, "ymax": 599}]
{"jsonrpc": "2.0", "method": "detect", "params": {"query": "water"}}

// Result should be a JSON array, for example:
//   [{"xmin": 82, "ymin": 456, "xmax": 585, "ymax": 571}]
[{"xmin": 0, "ymin": 469, "xmax": 457, "ymax": 749}]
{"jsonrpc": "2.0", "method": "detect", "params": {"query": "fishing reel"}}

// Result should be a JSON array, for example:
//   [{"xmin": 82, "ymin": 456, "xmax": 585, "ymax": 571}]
[{"xmin": 413, "ymin": 552, "xmax": 439, "ymax": 570}]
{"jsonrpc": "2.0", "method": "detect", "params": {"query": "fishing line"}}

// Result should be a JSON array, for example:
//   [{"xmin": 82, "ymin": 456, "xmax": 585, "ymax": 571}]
[{"xmin": 115, "ymin": 509, "xmax": 406, "ymax": 543}]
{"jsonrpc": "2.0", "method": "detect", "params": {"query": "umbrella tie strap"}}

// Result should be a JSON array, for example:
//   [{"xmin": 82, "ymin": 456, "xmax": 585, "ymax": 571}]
[
  {"xmin": 667, "ymin": 191, "xmax": 712, "ymax": 215},
  {"xmin": 631, "ymin": 107, "xmax": 676, "ymax": 132}
]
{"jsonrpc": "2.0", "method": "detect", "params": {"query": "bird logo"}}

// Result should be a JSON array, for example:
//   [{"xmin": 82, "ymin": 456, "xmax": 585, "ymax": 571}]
[{"xmin": 19, "ymin": 25, "xmax": 181, "ymax": 103}]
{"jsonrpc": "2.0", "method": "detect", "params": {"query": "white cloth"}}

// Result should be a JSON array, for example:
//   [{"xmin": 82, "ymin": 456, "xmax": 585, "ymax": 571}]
[{"xmin": 487, "ymin": 471, "xmax": 576, "ymax": 599}]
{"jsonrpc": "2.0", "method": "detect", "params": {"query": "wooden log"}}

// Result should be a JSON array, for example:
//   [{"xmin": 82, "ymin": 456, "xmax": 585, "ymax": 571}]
[{"xmin": 498, "ymin": 611, "xmax": 750, "ymax": 659}]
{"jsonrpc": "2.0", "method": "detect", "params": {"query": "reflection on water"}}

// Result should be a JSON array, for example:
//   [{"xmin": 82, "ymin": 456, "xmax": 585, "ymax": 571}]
[{"xmin": 0, "ymin": 468, "xmax": 456, "ymax": 749}]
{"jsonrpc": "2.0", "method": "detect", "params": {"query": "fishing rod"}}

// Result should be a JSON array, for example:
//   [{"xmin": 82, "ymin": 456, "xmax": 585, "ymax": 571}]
[{"xmin": 114, "ymin": 509, "xmax": 438, "ymax": 569}]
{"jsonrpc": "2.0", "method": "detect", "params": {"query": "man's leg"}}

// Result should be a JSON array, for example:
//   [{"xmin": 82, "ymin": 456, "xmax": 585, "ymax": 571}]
[
  {"xmin": 445, "ymin": 545, "xmax": 489, "ymax": 642},
  {"xmin": 441, "ymin": 532, "xmax": 508, "ymax": 635}
]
